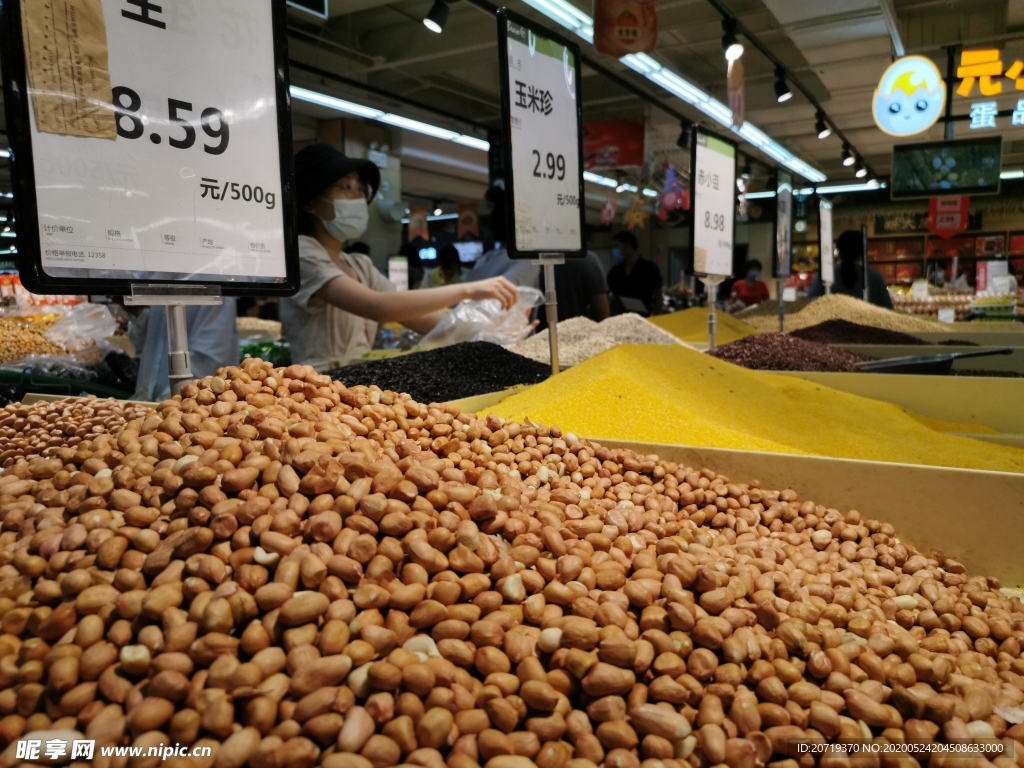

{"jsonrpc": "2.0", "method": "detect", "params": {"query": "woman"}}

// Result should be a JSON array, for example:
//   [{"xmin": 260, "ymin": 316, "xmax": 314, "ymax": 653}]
[
  {"xmin": 421, "ymin": 243, "xmax": 463, "ymax": 288},
  {"xmin": 281, "ymin": 144, "xmax": 518, "ymax": 370},
  {"xmin": 730, "ymin": 259, "xmax": 770, "ymax": 308}
]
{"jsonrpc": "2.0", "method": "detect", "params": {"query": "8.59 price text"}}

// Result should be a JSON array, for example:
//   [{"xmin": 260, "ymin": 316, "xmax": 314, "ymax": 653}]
[{"xmin": 113, "ymin": 86, "xmax": 229, "ymax": 155}]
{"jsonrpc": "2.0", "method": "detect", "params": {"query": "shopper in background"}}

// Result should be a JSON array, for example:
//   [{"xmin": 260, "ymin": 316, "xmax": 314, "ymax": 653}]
[
  {"xmin": 808, "ymin": 229, "xmax": 893, "ymax": 309},
  {"xmin": 550, "ymin": 251, "xmax": 610, "ymax": 324},
  {"xmin": 730, "ymin": 258, "xmax": 770, "ymax": 307},
  {"xmin": 129, "ymin": 301, "xmax": 240, "ymax": 402},
  {"xmin": 607, "ymin": 230, "xmax": 663, "ymax": 316},
  {"xmin": 281, "ymin": 144, "xmax": 518, "ymax": 370},
  {"xmin": 397, "ymin": 241, "xmax": 425, "ymax": 291},
  {"xmin": 422, "ymin": 244, "xmax": 464, "ymax": 289},
  {"xmin": 463, "ymin": 186, "xmax": 541, "ymax": 289}
]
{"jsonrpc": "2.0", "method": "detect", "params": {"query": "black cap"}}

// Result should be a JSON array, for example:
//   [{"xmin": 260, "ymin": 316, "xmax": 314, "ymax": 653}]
[{"xmin": 294, "ymin": 143, "xmax": 381, "ymax": 206}]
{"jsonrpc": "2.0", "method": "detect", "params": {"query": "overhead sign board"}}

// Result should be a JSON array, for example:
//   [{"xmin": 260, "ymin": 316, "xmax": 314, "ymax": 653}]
[
  {"xmin": 689, "ymin": 127, "xmax": 736, "ymax": 278},
  {"xmin": 1, "ymin": 0, "xmax": 298, "ymax": 295},
  {"xmin": 872, "ymin": 55, "xmax": 945, "ymax": 138},
  {"xmin": 498, "ymin": 8, "xmax": 585, "ymax": 258}
]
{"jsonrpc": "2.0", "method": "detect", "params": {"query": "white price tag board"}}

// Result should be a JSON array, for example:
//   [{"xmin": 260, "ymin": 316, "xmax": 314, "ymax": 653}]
[
  {"xmin": 938, "ymin": 308, "xmax": 956, "ymax": 323},
  {"xmin": 499, "ymin": 10, "xmax": 584, "ymax": 257},
  {"xmin": 2, "ymin": 0, "xmax": 297, "ymax": 295},
  {"xmin": 775, "ymin": 171, "xmax": 793, "ymax": 278},
  {"xmin": 782, "ymin": 286, "xmax": 798, "ymax": 302},
  {"xmin": 690, "ymin": 129, "xmax": 736, "ymax": 277},
  {"xmin": 911, "ymin": 279, "xmax": 929, "ymax": 299},
  {"xmin": 819, "ymin": 198, "xmax": 834, "ymax": 284}
]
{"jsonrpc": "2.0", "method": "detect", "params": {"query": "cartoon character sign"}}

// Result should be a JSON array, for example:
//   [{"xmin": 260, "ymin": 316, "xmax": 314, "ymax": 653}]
[{"xmin": 872, "ymin": 56, "xmax": 946, "ymax": 137}]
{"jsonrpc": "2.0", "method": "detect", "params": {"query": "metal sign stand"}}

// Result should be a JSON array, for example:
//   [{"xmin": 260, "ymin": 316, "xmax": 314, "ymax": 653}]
[
  {"xmin": 824, "ymin": 281, "xmax": 833, "ymax": 296},
  {"xmin": 124, "ymin": 284, "xmax": 223, "ymax": 396},
  {"xmin": 701, "ymin": 275, "xmax": 725, "ymax": 350},
  {"xmin": 777, "ymin": 277, "xmax": 786, "ymax": 333},
  {"xmin": 534, "ymin": 254, "xmax": 565, "ymax": 375}
]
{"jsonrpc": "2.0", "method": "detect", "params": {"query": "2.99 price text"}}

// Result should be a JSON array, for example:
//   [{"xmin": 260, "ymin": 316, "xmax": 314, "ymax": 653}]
[
  {"xmin": 113, "ymin": 87, "xmax": 230, "ymax": 155},
  {"xmin": 532, "ymin": 150, "xmax": 566, "ymax": 181}
]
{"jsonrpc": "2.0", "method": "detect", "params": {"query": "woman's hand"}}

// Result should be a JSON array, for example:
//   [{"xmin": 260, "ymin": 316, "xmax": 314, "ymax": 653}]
[{"xmin": 465, "ymin": 276, "xmax": 519, "ymax": 310}]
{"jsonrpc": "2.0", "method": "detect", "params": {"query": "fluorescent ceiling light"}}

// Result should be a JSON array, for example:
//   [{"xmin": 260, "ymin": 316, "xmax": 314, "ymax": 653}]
[
  {"xmin": 0, "ymin": 149, "xmax": 9, "ymax": 159},
  {"xmin": 0, "ymin": 232, "xmax": 15, "ymax": 238},
  {"xmin": 1000, "ymin": 170, "xmax": 1023, "ymax": 179},
  {"xmin": 290, "ymin": 86, "xmax": 490, "ymax": 153},
  {"xmin": 745, "ymin": 191, "xmax": 775, "ymax": 199},
  {"xmin": 642, "ymin": 188, "xmax": 658, "ymax": 197},
  {"xmin": 400, "ymin": 212, "xmax": 459, "ymax": 223},
  {"xmin": 816, "ymin": 180, "xmax": 884, "ymax": 194},
  {"xmin": 0, "ymin": 250, "xmax": 15, "ymax": 256},
  {"xmin": 583, "ymin": 171, "xmax": 618, "ymax": 188}
]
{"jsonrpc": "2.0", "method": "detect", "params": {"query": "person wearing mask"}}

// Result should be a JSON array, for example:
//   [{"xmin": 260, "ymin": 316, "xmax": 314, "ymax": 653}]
[
  {"xmin": 463, "ymin": 186, "xmax": 541, "ymax": 289},
  {"xmin": 607, "ymin": 231, "xmax": 663, "ymax": 316},
  {"xmin": 129, "ymin": 301, "xmax": 241, "ymax": 402},
  {"xmin": 422, "ymin": 244, "xmax": 464, "ymax": 288},
  {"xmin": 397, "ymin": 242, "xmax": 425, "ymax": 290},
  {"xmin": 550, "ymin": 252, "xmax": 610, "ymax": 324},
  {"xmin": 730, "ymin": 259, "xmax": 770, "ymax": 307},
  {"xmin": 281, "ymin": 144, "xmax": 518, "ymax": 370},
  {"xmin": 808, "ymin": 229, "xmax": 893, "ymax": 309}
]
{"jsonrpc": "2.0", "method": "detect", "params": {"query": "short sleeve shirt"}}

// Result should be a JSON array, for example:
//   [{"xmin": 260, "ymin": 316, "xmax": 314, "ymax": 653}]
[
  {"xmin": 607, "ymin": 256, "xmax": 663, "ymax": 315},
  {"xmin": 280, "ymin": 236, "xmax": 395, "ymax": 370}
]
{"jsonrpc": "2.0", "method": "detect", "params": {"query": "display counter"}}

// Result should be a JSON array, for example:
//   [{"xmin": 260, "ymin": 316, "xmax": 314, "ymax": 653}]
[{"xmin": 836, "ymin": 343, "xmax": 1024, "ymax": 374}]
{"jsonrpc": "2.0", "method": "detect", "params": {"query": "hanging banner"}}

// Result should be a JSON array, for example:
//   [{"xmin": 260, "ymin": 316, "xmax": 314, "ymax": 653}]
[
  {"xmin": 872, "ymin": 55, "xmax": 946, "ymax": 138},
  {"xmin": 593, "ymin": 0, "xmax": 657, "ymax": 58},
  {"xmin": 1, "ymin": 0, "xmax": 298, "ymax": 295},
  {"xmin": 728, "ymin": 58, "xmax": 745, "ymax": 129},
  {"xmin": 927, "ymin": 195, "xmax": 970, "ymax": 239},
  {"xmin": 689, "ymin": 127, "xmax": 736, "ymax": 278},
  {"xmin": 600, "ymin": 194, "xmax": 617, "ymax": 225},
  {"xmin": 457, "ymin": 201, "xmax": 479, "ymax": 238},
  {"xmin": 408, "ymin": 206, "xmax": 430, "ymax": 242},
  {"xmin": 583, "ymin": 118, "xmax": 646, "ymax": 170}
]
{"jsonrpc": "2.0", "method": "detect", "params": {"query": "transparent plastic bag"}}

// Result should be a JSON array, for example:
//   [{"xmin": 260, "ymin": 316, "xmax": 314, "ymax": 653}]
[
  {"xmin": 0, "ymin": 354, "xmax": 98, "ymax": 382},
  {"xmin": 419, "ymin": 286, "xmax": 544, "ymax": 350},
  {"xmin": 44, "ymin": 303, "xmax": 116, "ymax": 352}
]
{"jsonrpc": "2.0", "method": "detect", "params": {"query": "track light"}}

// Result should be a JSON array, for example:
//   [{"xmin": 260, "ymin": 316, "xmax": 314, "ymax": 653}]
[
  {"xmin": 855, "ymin": 161, "xmax": 868, "ymax": 178},
  {"xmin": 721, "ymin": 19, "xmax": 743, "ymax": 62},
  {"xmin": 774, "ymin": 68, "xmax": 792, "ymax": 103},
  {"xmin": 842, "ymin": 145, "xmax": 855, "ymax": 167},
  {"xmin": 815, "ymin": 112, "xmax": 831, "ymax": 139},
  {"xmin": 423, "ymin": 0, "xmax": 449, "ymax": 33},
  {"xmin": 741, "ymin": 160, "xmax": 751, "ymax": 180}
]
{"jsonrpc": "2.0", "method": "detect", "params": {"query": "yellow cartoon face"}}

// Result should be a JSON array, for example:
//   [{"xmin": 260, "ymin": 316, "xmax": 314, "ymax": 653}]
[{"xmin": 872, "ymin": 56, "xmax": 946, "ymax": 137}]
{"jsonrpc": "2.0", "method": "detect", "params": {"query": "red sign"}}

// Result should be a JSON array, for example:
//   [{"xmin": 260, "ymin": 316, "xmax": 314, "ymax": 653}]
[
  {"xmin": 583, "ymin": 118, "xmax": 646, "ymax": 171},
  {"xmin": 927, "ymin": 196, "xmax": 970, "ymax": 239},
  {"xmin": 407, "ymin": 205, "xmax": 430, "ymax": 242},
  {"xmin": 593, "ymin": 0, "xmax": 657, "ymax": 58},
  {"xmin": 728, "ymin": 58, "xmax": 745, "ymax": 129}
]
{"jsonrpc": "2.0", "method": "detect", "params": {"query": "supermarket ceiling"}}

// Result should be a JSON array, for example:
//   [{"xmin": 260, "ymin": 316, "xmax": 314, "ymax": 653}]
[{"xmin": 286, "ymin": 0, "xmax": 1024, "ymax": 187}]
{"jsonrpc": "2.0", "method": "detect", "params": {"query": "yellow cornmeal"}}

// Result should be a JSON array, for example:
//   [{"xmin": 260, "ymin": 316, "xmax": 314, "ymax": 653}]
[
  {"xmin": 485, "ymin": 344, "xmax": 1024, "ymax": 474},
  {"xmin": 649, "ymin": 308, "xmax": 757, "ymax": 344},
  {"xmin": 907, "ymin": 413, "xmax": 1001, "ymax": 436}
]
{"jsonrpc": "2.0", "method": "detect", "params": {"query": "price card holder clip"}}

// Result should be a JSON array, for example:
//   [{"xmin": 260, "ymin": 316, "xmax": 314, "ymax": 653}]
[
  {"xmin": 123, "ymin": 284, "xmax": 223, "ymax": 397},
  {"xmin": 532, "ymin": 253, "xmax": 565, "ymax": 376}
]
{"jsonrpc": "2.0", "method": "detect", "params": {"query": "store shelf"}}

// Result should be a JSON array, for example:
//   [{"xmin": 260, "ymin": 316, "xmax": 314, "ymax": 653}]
[
  {"xmin": 600, "ymin": 440, "xmax": 1024, "ymax": 586},
  {"xmin": 773, "ymin": 371, "xmax": 1024, "ymax": 434}
]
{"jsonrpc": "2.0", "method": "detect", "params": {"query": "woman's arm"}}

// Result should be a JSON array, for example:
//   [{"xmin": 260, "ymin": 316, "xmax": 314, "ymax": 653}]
[{"xmin": 315, "ymin": 275, "xmax": 518, "ymax": 323}]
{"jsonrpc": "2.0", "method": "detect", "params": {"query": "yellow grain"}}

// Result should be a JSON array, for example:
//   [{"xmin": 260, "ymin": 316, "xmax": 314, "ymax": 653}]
[
  {"xmin": 649, "ymin": 308, "xmax": 757, "ymax": 344},
  {"xmin": 486, "ymin": 343, "xmax": 1024, "ymax": 474}
]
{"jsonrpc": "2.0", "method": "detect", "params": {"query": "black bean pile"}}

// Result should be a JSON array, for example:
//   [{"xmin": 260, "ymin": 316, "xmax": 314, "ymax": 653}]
[
  {"xmin": 708, "ymin": 332, "xmax": 870, "ymax": 373},
  {"xmin": 791, "ymin": 318, "xmax": 927, "ymax": 346},
  {"xmin": 323, "ymin": 341, "xmax": 551, "ymax": 403}
]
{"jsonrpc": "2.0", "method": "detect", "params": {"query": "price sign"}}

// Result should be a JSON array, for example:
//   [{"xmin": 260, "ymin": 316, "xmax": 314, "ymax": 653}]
[
  {"xmin": 819, "ymin": 198, "xmax": 834, "ymax": 283},
  {"xmin": 498, "ymin": 8, "xmax": 584, "ymax": 258},
  {"xmin": 775, "ymin": 170, "xmax": 793, "ymax": 278},
  {"xmin": 690, "ymin": 127, "xmax": 736, "ymax": 277},
  {"xmin": 1, "ymin": 0, "xmax": 298, "ymax": 295}
]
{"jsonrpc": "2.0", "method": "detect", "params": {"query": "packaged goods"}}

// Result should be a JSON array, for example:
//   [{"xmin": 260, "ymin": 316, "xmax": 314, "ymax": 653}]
[
  {"xmin": 741, "ymin": 294, "xmax": 943, "ymax": 334},
  {"xmin": 707, "ymin": 334, "xmax": 869, "ymax": 373},
  {"xmin": 649, "ymin": 308, "xmax": 757, "ymax": 345},
  {"xmin": 237, "ymin": 317, "xmax": 284, "ymax": 340},
  {"xmin": 0, "ymin": 366, "xmax": 1022, "ymax": 766},
  {"xmin": 325, "ymin": 342, "xmax": 551, "ymax": 403},
  {"xmin": 489, "ymin": 343, "xmax": 1024, "ymax": 473},
  {"xmin": 512, "ymin": 314, "xmax": 678, "ymax": 367}
]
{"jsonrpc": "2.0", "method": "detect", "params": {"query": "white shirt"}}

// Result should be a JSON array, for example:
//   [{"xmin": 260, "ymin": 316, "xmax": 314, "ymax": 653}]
[{"xmin": 280, "ymin": 236, "xmax": 396, "ymax": 370}]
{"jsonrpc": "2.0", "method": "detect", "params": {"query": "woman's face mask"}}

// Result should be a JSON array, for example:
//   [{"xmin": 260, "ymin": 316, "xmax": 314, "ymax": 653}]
[
  {"xmin": 612, "ymin": 247, "xmax": 625, "ymax": 264},
  {"xmin": 318, "ymin": 197, "xmax": 369, "ymax": 242},
  {"xmin": 747, "ymin": 269, "xmax": 760, "ymax": 280}
]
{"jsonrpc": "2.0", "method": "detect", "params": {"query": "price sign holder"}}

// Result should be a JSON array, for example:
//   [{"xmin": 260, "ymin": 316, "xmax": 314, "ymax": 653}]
[
  {"xmin": 819, "ymin": 197, "xmax": 834, "ymax": 295},
  {"xmin": 1, "ymin": 0, "xmax": 298, "ymax": 395},
  {"xmin": 773, "ymin": 169, "xmax": 793, "ymax": 332},
  {"xmin": 497, "ymin": 7, "xmax": 585, "ymax": 376},
  {"xmin": 689, "ymin": 126, "xmax": 737, "ymax": 349}
]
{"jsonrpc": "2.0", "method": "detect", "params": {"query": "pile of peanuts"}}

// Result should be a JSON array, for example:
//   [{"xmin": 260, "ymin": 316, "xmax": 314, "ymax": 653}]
[
  {"xmin": 0, "ymin": 359, "xmax": 1021, "ymax": 768},
  {"xmin": 0, "ymin": 398, "xmax": 154, "ymax": 468},
  {"xmin": 0, "ymin": 325, "xmax": 64, "ymax": 365}
]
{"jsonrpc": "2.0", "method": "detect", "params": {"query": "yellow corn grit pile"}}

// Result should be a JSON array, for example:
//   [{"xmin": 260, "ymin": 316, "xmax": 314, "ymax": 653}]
[
  {"xmin": 649, "ymin": 307, "xmax": 757, "ymax": 344},
  {"xmin": 485, "ymin": 343, "xmax": 1024, "ymax": 474}
]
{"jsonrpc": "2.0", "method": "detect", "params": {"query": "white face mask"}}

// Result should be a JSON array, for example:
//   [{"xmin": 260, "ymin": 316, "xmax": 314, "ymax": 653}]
[{"xmin": 318, "ymin": 197, "xmax": 368, "ymax": 241}]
